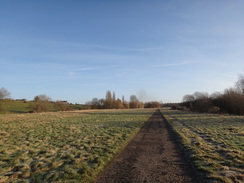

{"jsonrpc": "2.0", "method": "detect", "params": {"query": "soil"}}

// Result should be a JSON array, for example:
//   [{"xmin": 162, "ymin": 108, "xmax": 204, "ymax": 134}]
[{"xmin": 95, "ymin": 110, "xmax": 200, "ymax": 183}]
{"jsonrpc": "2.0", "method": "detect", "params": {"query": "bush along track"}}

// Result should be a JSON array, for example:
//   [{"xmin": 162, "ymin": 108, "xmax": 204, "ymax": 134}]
[
  {"xmin": 0, "ymin": 109, "xmax": 154, "ymax": 183},
  {"xmin": 161, "ymin": 109, "xmax": 244, "ymax": 183}
]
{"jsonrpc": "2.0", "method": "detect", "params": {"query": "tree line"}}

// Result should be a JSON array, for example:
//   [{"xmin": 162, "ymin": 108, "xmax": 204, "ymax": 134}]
[
  {"xmin": 180, "ymin": 72, "xmax": 244, "ymax": 115},
  {"xmin": 0, "ymin": 89, "xmax": 161, "ymax": 113},
  {"xmin": 0, "ymin": 91, "xmax": 73, "ymax": 113},
  {"xmin": 85, "ymin": 91, "xmax": 161, "ymax": 109},
  {"xmin": 30, "ymin": 95, "xmax": 73, "ymax": 112}
]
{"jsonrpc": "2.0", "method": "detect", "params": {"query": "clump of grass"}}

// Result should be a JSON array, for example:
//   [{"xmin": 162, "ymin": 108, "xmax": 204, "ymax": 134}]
[
  {"xmin": 0, "ymin": 131, "xmax": 9, "ymax": 137},
  {"xmin": 238, "ymin": 131, "xmax": 244, "ymax": 136}
]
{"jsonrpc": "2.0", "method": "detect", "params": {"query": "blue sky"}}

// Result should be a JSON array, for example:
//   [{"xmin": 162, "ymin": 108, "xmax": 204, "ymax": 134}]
[{"xmin": 1, "ymin": 0, "xmax": 244, "ymax": 103}]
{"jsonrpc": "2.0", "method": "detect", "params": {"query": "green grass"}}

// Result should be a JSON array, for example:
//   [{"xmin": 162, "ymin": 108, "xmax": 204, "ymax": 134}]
[
  {"xmin": 0, "ymin": 109, "xmax": 154, "ymax": 182},
  {"xmin": 7, "ymin": 100, "xmax": 33, "ymax": 113},
  {"xmin": 161, "ymin": 109, "xmax": 244, "ymax": 183},
  {"xmin": 4, "ymin": 100, "xmax": 86, "ymax": 114}
]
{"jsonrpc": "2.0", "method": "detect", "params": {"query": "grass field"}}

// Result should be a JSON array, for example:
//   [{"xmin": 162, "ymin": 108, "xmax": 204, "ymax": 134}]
[
  {"xmin": 2, "ymin": 100, "xmax": 86, "ymax": 114},
  {"xmin": 5, "ymin": 100, "xmax": 33, "ymax": 113},
  {"xmin": 1, "ymin": 108, "xmax": 244, "ymax": 183},
  {"xmin": 0, "ymin": 109, "xmax": 154, "ymax": 182},
  {"xmin": 161, "ymin": 109, "xmax": 244, "ymax": 183}
]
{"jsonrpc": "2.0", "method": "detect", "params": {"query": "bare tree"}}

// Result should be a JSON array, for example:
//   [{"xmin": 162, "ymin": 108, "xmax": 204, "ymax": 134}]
[
  {"xmin": 182, "ymin": 92, "xmax": 211, "ymax": 112},
  {"xmin": 0, "ymin": 87, "xmax": 11, "ymax": 113},
  {"xmin": 129, "ymin": 95, "xmax": 144, "ymax": 108},
  {"xmin": 122, "ymin": 95, "xmax": 129, "ymax": 108},
  {"xmin": 182, "ymin": 94, "xmax": 195, "ymax": 103},
  {"xmin": 182, "ymin": 94, "xmax": 195, "ymax": 110},
  {"xmin": 112, "ymin": 92, "xmax": 116, "ymax": 101},
  {"xmin": 193, "ymin": 92, "xmax": 208, "ymax": 100},
  {"xmin": 220, "ymin": 87, "xmax": 244, "ymax": 115},
  {"xmin": 0, "ymin": 87, "xmax": 11, "ymax": 99},
  {"xmin": 31, "ymin": 94, "xmax": 52, "ymax": 112},
  {"xmin": 235, "ymin": 73, "xmax": 244, "ymax": 94},
  {"xmin": 34, "ymin": 94, "xmax": 51, "ymax": 102},
  {"xmin": 122, "ymin": 95, "xmax": 125, "ymax": 104},
  {"xmin": 210, "ymin": 92, "xmax": 222, "ymax": 99},
  {"xmin": 181, "ymin": 71, "xmax": 244, "ymax": 114},
  {"xmin": 106, "ymin": 91, "xmax": 112, "ymax": 101},
  {"xmin": 89, "ymin": 98, "xmax": 105, "ymax": 109},
  {"xmin": 105, "ymin": 90, "xmax": 112, "ymax": 109},
  {"xmin": 130, "ymin": 95, "xmax": 138, "ymax": 102}
]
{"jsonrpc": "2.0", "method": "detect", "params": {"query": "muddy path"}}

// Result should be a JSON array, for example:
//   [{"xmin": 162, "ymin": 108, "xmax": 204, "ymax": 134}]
[{"xmin": 95, "ymin": 110, "xmax": 200, "ymax": 183}]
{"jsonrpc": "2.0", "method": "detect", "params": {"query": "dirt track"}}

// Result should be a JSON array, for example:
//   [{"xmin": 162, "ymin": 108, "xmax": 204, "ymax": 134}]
[{"xmin": 95, "ymin": 110, "xmax": 199, "ymax": 183}]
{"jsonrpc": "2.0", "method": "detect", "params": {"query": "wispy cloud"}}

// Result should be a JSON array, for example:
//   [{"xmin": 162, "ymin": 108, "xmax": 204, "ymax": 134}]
[
  {"xmin": 152, "ymin": 61, "xmax": 191, "ymax": 67},
  {"xmin": 116, "ymin": 47, "xmax": 165, "ymax": 53},
  {"xmin": 75, "ymin": 68, "xmax": 94, "ymax": 71},
  {"xmin": 36, "ymin": 39, "xmax": 120, "ymax": 51},
  {"xmin": 68, "ymin": 65, "xmax": 117, "ymax": 77}
]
